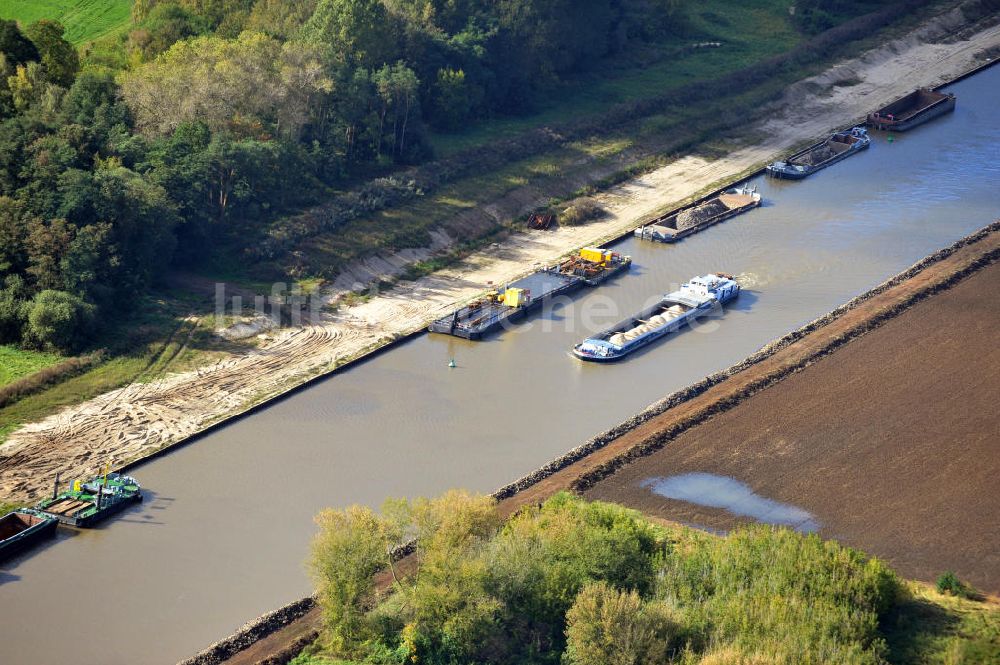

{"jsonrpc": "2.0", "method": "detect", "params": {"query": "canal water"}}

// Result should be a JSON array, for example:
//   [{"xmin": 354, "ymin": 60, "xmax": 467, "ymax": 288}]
[{"xmin": 2, "ymin": 67, "xmax": 998, "ymax": 665}]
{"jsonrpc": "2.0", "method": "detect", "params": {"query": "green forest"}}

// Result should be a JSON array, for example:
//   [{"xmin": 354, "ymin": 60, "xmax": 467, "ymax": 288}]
[{"xmin": 0, "ymin": 0, "xmax": 892, "ymax": 354}]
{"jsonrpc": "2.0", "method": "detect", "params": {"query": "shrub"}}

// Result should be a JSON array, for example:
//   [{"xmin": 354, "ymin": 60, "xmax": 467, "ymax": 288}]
[
  {"xmin": 936, "ymin": 571, "xmax": 975, "ymax": 599},
  {"xmin": 24, "ymin": 290, "xmax": 96, "ymax": 353},
  {"xmin": 564, "ymin": 581, "xmax": 678, "ymax": 665},
  {"xmin": 559, "ymin": 198, "xmax": 605, "ymax": 226}
]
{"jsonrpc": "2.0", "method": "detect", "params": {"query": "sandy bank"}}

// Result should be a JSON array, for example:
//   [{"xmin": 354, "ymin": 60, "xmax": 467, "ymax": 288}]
[{"xmin": 3, "ymin": 14, "xmax": 1000, "ymax": 503}]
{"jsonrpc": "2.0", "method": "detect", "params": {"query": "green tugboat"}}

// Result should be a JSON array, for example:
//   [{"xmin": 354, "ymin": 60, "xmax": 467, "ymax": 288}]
[{"xmin": 34, "ymin": 471, "xmax": 142, "ymax": 527}]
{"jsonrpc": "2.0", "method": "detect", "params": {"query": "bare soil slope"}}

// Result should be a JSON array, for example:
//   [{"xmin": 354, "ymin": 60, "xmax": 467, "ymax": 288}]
[{"xmin": 587, "ymin": 260, "xmax": 1000, "ymax": 594}]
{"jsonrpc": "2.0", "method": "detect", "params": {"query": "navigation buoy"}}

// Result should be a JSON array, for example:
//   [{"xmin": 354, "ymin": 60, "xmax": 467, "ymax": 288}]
[
  {"xmin": 448, "ymin": 358, "xmax": 456, "ymax": 368},
  {"xmin": 887, "ymin": 134, "xmax": 894, "ymax": 143}
]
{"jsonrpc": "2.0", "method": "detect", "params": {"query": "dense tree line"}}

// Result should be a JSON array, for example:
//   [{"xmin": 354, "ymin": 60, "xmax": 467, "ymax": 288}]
[
  {"xmin": 0, "ymin": 0, "xmax": 689, "ymax": 352},
  {"xmin": 306, "ymin": 491, "xmax": 899, "ymax": 664}
]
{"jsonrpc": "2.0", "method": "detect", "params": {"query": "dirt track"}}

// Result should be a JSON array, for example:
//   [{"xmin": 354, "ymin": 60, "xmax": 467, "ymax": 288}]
[
  {"xmin": 586, "ymin": 259, "xmax": 1000, "ymax": 594},
  {"xmin": 4, "ymin": 11, "xmax": 1000, "ymax": 503}
]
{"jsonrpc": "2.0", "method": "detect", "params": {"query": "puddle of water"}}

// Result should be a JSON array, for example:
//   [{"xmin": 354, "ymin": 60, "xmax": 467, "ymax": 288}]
[{"xmin": 640, "ymin": 472, "xmax": 819, "ymax": 533}]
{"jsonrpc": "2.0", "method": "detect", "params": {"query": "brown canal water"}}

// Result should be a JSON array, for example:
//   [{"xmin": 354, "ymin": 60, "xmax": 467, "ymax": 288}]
[{"xmin": 2, "ymin": 67, "xmax": 999, "ymax": 664}]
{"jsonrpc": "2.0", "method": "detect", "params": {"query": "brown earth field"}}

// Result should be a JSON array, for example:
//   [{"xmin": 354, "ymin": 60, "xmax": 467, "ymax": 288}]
[
  {"xmin": 198, "ymin": 225, "xmax": 1000, "ymax": 665},
  {"xmin": 585, "ymin": 258, "xmax": 1000, "ymax": 594}
]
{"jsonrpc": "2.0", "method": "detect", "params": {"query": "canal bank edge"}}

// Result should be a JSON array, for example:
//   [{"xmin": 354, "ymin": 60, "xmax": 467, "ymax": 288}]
[
  {"xmin": 5, "ymin": 9, "xmax": 1000, "ymax": 504},
  {"xmin": 181, "ymin": 220, "xmax": 1000, "ymax": 665},
  {"xmin": 125, "ymin": 52, "xmax": 1000, "ymax": 484}
]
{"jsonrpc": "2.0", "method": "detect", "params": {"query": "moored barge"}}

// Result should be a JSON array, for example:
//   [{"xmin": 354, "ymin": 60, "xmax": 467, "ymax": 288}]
[
  {"xmin": 634, "ymin": 185, "xmax": 760, "ymax": 243},
  {"xmin": 429, "ymin": 248, "xmax": 631, "ymax": 340},
  {"xmin": 34, "ymin": 472, "xmax": 142, "ymax": 527},
  {"xmin": 867, "ymin": 89, "xmax": 955, "ymax": 132},
  {"xmin": 572, "ymin": 274, "xmax": 740, "ymax": 362},
  {"xmin": 553, "ymin": 247, "xmax": 631, "ymax": 286},
  {"xmin": 766, "ymin": 127, "xmax": 870, "ymax": 180},
  {"xmin": 0, "ymin": 509, "xmax": 57, "ymax": 561},
  {"xmin": 429, "ymin": 270, "xmax": 581, "ymax": 340}
]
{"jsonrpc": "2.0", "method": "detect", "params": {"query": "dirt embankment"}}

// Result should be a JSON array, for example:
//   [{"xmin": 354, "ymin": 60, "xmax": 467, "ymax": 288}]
[
  {"xmin": 4, "ymin": 13, "xmax": 1000, "ymax": 504},
  {"xmin": 193, "ymin": 224, "xmax": 1000, "ymax": 665}
]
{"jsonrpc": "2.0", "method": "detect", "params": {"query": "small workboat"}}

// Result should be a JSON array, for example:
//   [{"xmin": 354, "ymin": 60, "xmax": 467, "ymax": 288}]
[{"xmin": 34, "ymin": 472, "xmax": 142, "ymax": 527}]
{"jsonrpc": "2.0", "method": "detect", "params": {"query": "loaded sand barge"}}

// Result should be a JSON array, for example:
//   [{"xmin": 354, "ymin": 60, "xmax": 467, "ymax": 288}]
[
  {"xmin": 573, "ymin": 274, "xmax": 740, "ymax": 362},
  {"xmin": 429, "ymin": 248, "xmax": 630, "ymax": 339},
  {"xmin": 867, "ymin": 89, "xmax": 956, "ymax": 131},
  {"xmin": 766, "ymin": 127, "xmax": 870, "ymax": 179},
  {"xmin": 634, "ymin": 185, "xmax": 760, "ymax": 243}
]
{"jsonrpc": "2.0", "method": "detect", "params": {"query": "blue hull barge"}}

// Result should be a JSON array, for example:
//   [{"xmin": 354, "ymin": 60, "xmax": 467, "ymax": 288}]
[
  {"xmin": 429, "ymin": 248, "xmax": 631, "ymax": 340},
  {"xmin": 867, "ymin": 89, "xmax": 955, "ymax": 132},
  {"xmin": 766, "ymin": 127, "xmax": 869, "ymax": 180},
  {"xmin": 34, "ymin": 472, "xmax": 142, "ymax": 527},
  {"xmin": 634, "ymin": 185, "xmax": 760, "ymax": 243},
  {"xmin": 573, "ymin": 274, "xmax": 740, "ymax": 362},
  {"xmin": 0, "ymin": 509, "xmax": 57, "ymax": 561}
]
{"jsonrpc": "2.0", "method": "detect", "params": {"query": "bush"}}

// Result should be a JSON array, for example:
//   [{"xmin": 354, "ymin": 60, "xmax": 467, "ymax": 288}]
[
  {"xmin": 559, "ymin": 198, "xmax": 605, "ymax": 226},
  {"xmin": 0, "ymin": 276, "xmax": 30, "ymax": 343},
  {"xmin": 564, "ymin": 581, "xmax": 678, "ymax": 665},
  {"xmin": 936, "ymin": 571, "xmax": 975, "ymax": 599},
  {"xmin": 24, "ymin": 290, "xmax": 96, "ymax": 352}
]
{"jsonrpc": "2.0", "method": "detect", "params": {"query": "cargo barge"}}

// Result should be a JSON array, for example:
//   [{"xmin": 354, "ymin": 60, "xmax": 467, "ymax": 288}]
[
  {"xmin": 0, "ymin": 509, "xmax": 57, "ymax": 561},
  {"xmin": 34, "ymin": 472, "xmax": 142, "ymax": 527},
  {"xmin": 553, "ymin": 247, "xmax": 631, "ymax": 286},
  {"xmin": 429, "ymin": 248, "xmax": 631, "ymax": 340},
  {"xmin": 634, "ymin": 185, "xmax": 760, "ymax": 243},
  {"xmin": 766, "ymin": 127, "xmax": 870, "ymax": 180},
  {"xmin": 572, "ymin": 273, "xmax": 740, "ymax": 362},
  {"xmin": 867, "ymin": 89, "xmax": 956, "ymax": 131}
]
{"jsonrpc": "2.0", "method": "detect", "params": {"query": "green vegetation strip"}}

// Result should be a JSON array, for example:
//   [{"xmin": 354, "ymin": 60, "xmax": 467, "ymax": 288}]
[
  {"xmin": 294, "ymin": 491, "xmax": 998, "ymax": 665},
  {"xmin": 0, "ymin": 345, "xmax": 62, "ymax": 386},
  {"xmin": 0, "ymin": 0, "xmax": 132, "ymax": 44}
]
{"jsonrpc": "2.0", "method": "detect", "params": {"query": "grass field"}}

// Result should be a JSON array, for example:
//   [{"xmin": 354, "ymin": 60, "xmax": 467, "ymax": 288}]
[
  {"xmin": 0, "ymin": 346, "xmax": 62, "ymax": 387},
  {"xmin": 0, "ymin": 0, "xmax": 132, "ymax": 44},
  {"xmin": 0, "ymin": 288, "xmax": 247, "ymax": 445},
  {"xmin": 885, "ymin": 582, "xmax": 1000, "ymax": 664}
]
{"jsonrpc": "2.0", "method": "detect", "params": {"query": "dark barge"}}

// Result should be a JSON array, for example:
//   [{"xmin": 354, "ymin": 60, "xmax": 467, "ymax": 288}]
[
  {"xmin": 634, "ymin": 184, "xmax": 761, "ymax": 243},
  {"xmin": 766, "ymin": 127, "xmax": 870, "ymax": 180},
  {"xmin": 429, "ymin": 248, "xmax": 631, "ymax": 340},
  {"xmin": 0, "ymin": 509, "xmax": 57, "ymax": 561},
  {"xmin": 867, "ymin": 89, "xmax": 956, "ymax": 132}
]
